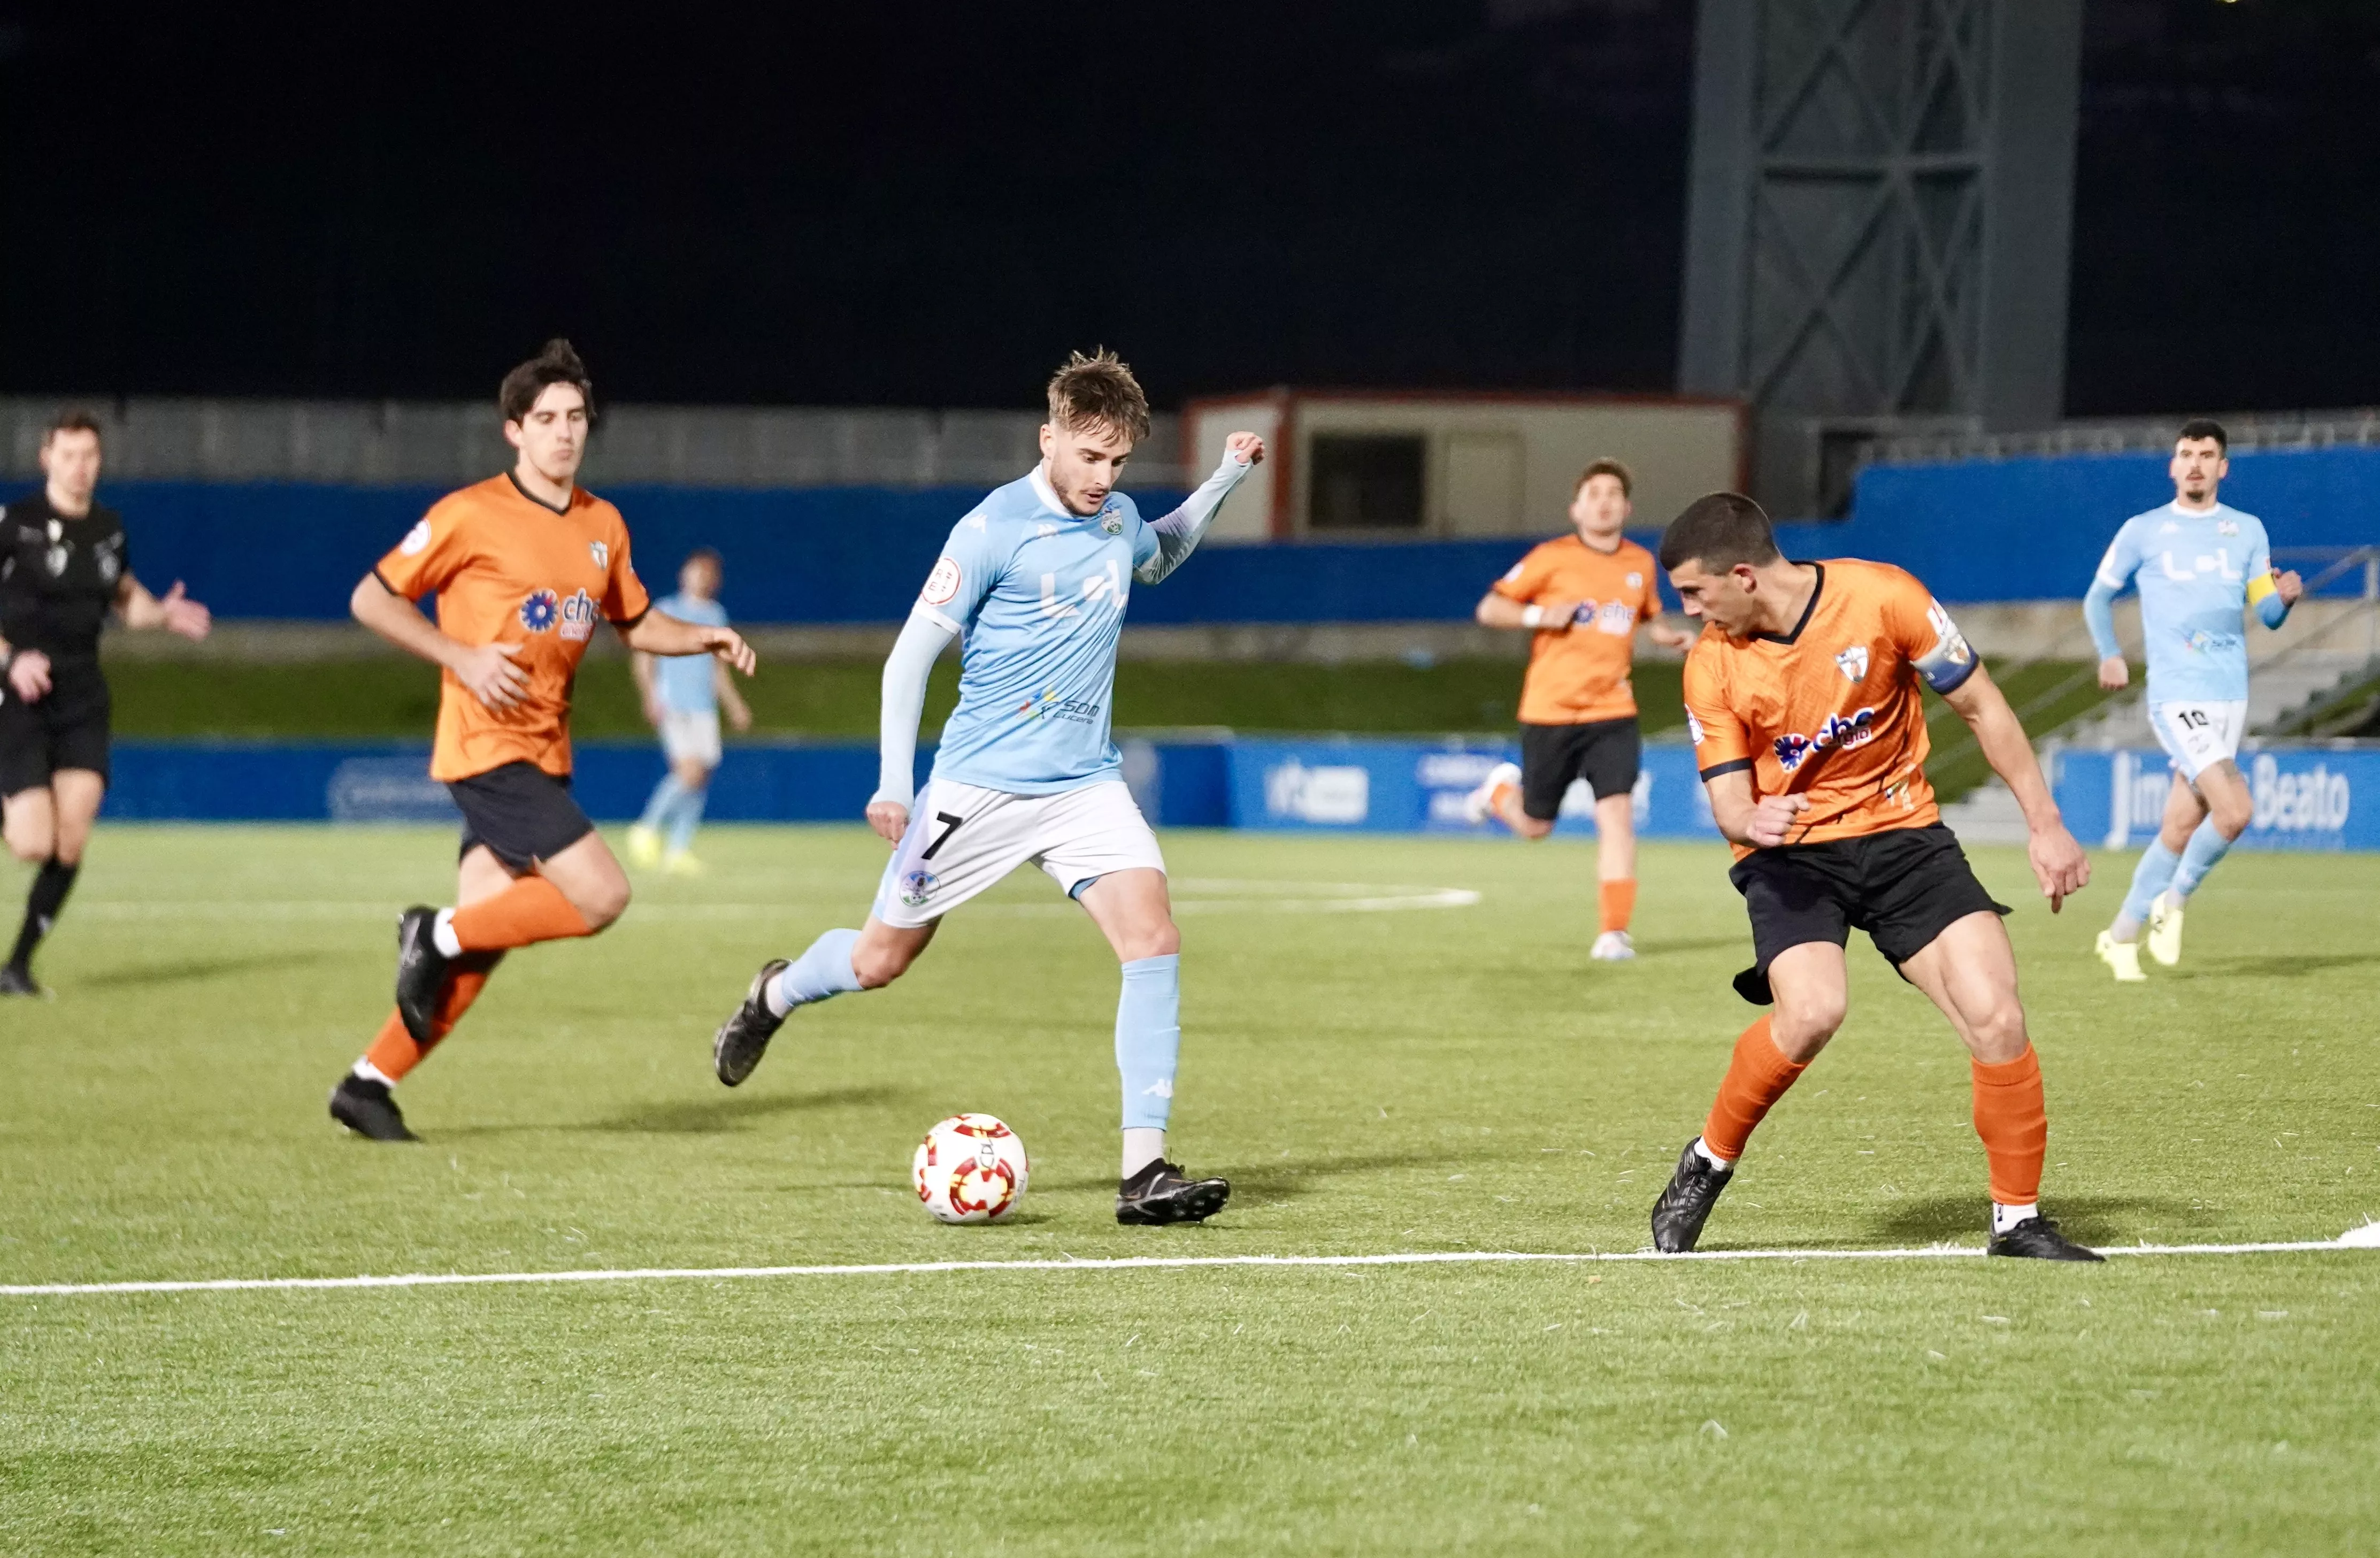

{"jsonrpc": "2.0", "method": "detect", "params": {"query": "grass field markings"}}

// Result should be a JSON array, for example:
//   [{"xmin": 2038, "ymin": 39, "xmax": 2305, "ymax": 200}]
[
  {"xmin": 71, "ymin": 881, "xmax": 1486, "ymax": 921},
  {"xmin": 7, "ymin": 1237, "xmax": 2376, "ymax": 1299}
]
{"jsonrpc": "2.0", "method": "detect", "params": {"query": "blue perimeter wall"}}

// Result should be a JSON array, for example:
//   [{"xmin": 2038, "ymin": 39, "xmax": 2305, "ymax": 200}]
[
  {"xmin": 105, "ymin": 738, "xmax": 2380, "ymax": 851},
  {"xmin": 51, "ymin": 443, "xmax": 2380, "ymax": 624}
]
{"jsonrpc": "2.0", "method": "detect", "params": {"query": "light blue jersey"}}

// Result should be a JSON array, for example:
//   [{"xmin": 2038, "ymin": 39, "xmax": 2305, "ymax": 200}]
[
  {"xmin": 652, "ymin": 591, "xmax": 729, "ymax": 712},
  {"xmin": 919, "ymin": 467, "xmax": 1160, "ymax": 795},
  {"xmin": 2086, "ymin": 502, "xmax": 2284, "ymax": 703}
]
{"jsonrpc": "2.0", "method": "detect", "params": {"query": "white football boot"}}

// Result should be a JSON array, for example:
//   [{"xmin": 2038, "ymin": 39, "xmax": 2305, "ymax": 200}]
[
  {"xmin": 1590, "ymin": 930, "xmax": 1636, "ymax": 961},
  {"xmin": 2145, "ymin": 890, "xmax": 2185, "ymax": 967},
  {"xmin": 2094, "ymin": 930, "xmax": 2147, "ymax": 983},
  {"xmin": 1463, "ymin": 761, "xmax": 1522, "ymax": 826}
]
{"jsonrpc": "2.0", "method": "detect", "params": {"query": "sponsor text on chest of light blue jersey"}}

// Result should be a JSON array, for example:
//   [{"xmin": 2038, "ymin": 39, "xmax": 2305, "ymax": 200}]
[
  {"xmin": 652, "ymin": 592, "xmax": 730, "ymax": 712},
  {"xmin": 2092, "ymin": 502, "xmax": 2274, "ymax": 703},
  {"xmin": 922, "ymin": 467, "xmax": 1160, "ymax": 794}
]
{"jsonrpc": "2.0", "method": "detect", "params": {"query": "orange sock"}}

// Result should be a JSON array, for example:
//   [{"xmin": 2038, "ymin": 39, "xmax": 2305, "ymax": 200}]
[
  {"xmin": 449, "ymin": 876, "xmax": 592, "ymax": 952},
  {"xmin": 1700, "ymin": 1016, "xmax": 1808, "ymax": 1163},
  {"xmin": 1599, "ymin": 878, "xmax": 1637, "ymax": 934},
  {"xmin": 360, "ymin": 956, "xmax": 500, "ymax": 1081},
  {"xmin": 1971, "ymin": 1045, "xmax": 2048, "ymax": 1206}
]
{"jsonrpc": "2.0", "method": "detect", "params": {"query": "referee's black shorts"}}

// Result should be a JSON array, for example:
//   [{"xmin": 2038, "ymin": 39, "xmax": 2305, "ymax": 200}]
[
  {"xmin": 1726, "ymin": 824, "xmax": 2008, "ymax": 1004},
  {"xmin": 1517, "ymin": 717, "xmax": 1641, "ymax": 820},
  {"xmin": 450, "ymin": 761, "xmax": 595, "ymax": 873},
  {"xmin": 0, "ymin": 662, "xmax": 112, "ymax": 797}
]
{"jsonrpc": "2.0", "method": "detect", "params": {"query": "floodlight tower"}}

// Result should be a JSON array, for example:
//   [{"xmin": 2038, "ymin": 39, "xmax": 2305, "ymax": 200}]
[{"xmin": 1676, "ymin": 0, "xmax": 2084, "ymax": 514}]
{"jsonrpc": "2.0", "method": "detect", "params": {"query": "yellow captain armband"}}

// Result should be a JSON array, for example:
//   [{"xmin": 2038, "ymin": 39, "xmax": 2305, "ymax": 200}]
[{"xmin": 2246, "ymin": 571, "xmax": 2278, "ymax": 606}]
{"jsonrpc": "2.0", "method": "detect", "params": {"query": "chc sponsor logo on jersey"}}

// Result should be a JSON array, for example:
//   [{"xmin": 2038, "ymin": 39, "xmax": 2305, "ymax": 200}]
[
  {"xmin": 898, "ymin": 868, "xmax": 940, "ymax": 908},
  {"xmin": 519, "ymin": 588, "xmax": 561, "ymax": 632},
  {"xmin": 2251, "ymin": 752, "xmax": 2351, "ymax": 833},
  {"xmin": 1772, "ymin": 707, "xmax": 1877, "ymax": 774},
  {"xmin": 558, "ymin": 588, "xmax": 601, "ymax": 642},
  {"xmin": 1264, "ymin": 759, "xmax": 1371, "ymax": 825}
]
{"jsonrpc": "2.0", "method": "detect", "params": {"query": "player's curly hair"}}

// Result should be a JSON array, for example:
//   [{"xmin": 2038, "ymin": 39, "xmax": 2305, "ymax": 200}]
[
  {"xmin": 500, "ymin": 339, "xmax": 596, "ymax": 426},
  {"xmin": 1046, "ymin": 349, "xmax": 1150, "ymax": 443},
  {"xmin": 1659, "ymin": 492, "xmax": 1782, "ymax": 572}
]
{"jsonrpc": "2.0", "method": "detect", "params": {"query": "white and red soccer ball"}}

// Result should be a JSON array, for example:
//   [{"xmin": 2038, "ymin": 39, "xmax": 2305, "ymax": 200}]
[{"xmin": 912, "ymin": 1113, "xmax": 1030, "ymax": 1224}]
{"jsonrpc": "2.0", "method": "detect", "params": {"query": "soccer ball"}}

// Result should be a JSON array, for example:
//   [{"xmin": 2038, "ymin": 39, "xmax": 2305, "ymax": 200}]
[{"xmin": 912, "ymin": 1114, "xmax": 1030, "ymax": 1224}]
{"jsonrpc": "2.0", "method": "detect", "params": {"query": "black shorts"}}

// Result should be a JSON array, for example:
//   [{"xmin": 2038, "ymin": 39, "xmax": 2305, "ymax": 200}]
[
  {"xmin": 1726, "ymin": 824, "xmax": 2009, "ymax": 1004},
  {"xmin": 1518, "ymin": 717, "xmax": 1641, "ymax": 819},
  {"xmin": 0, "ymin": 661, "xmax": 111, "ymax": 797},
  {"xmin": 450, "ymin": 762, "xmax": 594, "ymax": 873}
]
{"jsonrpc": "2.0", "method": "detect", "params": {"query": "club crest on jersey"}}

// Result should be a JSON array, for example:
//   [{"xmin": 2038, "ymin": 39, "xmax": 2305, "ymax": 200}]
[
  {"xmin": 400, "ymin": 519, "xmax": 432, "ymax": 556},
  {"xmin": 588, "ymin": 540, "xmax": 609, "ymax": 568},
  {"xmin": 1773, "ymin": 707, "xmax": 1878, "ymax": 773},
  {"xmin": 558, "ymin": 588, "xmax": 601, "ymax": 642},
  {"xmin": 1098, "ymin": 503, "xmax": 1124, "ymax": 535},
  {"xmin": 2216, "ymin": 520, "xmax": 2239, "ymax": 537},
  {"xmin": 1834, "ymin": 645, "xmax": 1870, "ymax": 681},
  {"xmin": 898, "ymin": 868, "xmax": 940, "ymax": 908},
  {"xmin": 519, "ymin": 589, "xmax": 561, "ymax": 632}
]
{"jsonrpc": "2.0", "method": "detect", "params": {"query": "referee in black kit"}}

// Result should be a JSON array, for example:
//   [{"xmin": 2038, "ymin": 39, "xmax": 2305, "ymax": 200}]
[{"xmin": 0, "ymin": 410, "xmax": 213, "ymax": 995}]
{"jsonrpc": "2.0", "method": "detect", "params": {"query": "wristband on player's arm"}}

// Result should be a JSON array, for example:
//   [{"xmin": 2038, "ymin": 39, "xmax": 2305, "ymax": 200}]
[{"xmin": 1520, "ymin": 604, "xmax": 1546, "ymax": 629}]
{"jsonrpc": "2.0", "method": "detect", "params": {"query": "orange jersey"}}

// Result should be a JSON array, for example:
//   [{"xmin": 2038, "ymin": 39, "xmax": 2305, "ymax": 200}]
[
  {"xmin": 1492, "ymin": 534, "xmax": 1663, "ymax": 724},
  {"xmin": 374, "ymin": 475, "xmax": 651, "ymax": 782},
  {"xmin": 1681, "ymin": 558, "xmax": 1979, "ymax": 855}
]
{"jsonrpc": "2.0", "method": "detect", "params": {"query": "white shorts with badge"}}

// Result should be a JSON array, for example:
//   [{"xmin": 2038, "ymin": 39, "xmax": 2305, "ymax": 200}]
[
  {"xmin": 872, "ymin": 778, "xmax": 1165, "ymax": 929},
  {"xmin": 659, "ymin": 709, "xmax": 723, "ymax": 768},
  {"xmin": 2149, "ymin": 699, "xmax": 2247, "ymax": 782}
]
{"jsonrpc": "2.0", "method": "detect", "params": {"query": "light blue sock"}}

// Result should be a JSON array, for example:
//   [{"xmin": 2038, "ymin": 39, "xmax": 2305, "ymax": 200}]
[
  {"xmin": 767, "ymin": 928, "xmax": 864, "ymax": 1017},
  {"xmin": 2171, "ymin": 818, "xmax": 2236, "ymax": 900},
  {"xmin": 1116, "ymin": 954, "xmax": 1181, "ymax": 1131},
  {"xmin": 638, "ymin": 773, "xmax": 686, "ymax": 832},
  {"xmin": 2113, "ymin": 839, "xmax": 2181, "ymax": 940},
  {"xmin": 667, "ymin": 784, "xmax": 708, "ymax": 855}
]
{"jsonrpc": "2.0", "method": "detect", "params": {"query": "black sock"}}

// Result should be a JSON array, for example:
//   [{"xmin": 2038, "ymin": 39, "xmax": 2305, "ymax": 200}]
[{"xmin": 10, "ymin": 856, "xmax": 79, "ymax": 972}]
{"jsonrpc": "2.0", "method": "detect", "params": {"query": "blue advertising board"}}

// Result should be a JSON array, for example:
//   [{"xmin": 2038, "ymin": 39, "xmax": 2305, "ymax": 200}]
[
  {"xmin": 1223, "ymin": 738, "xmax": 1718, "ymax": 839},
  {"xmin": 2054, "ymin": 746, "xmax": 2380, "ymax": 852}
]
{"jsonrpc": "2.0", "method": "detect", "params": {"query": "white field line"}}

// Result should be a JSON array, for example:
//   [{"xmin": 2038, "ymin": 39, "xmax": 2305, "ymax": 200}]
[
  {"xmin": 73, "ymin": 886, "xmax": 1483, "ymax": 922},
  {"xmin": 5, "ymin": 1238, "xmax": 2373, "ymax": 1299}
]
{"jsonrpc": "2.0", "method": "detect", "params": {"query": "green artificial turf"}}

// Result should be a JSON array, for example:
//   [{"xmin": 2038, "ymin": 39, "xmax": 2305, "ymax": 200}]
[{"xmin": 2, "ymin": 829, "xmax": 2373, "ymax": 1554}]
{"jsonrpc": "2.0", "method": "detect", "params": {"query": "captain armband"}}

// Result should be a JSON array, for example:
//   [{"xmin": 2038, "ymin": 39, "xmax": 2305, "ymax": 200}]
[
  {"xmin": 2246, "ymin": 571, "xmax": 2279, "ymax": 607},
  {"xmin": 1912, "ymin": 598, "xmax": 1979, "ymax": 694}
]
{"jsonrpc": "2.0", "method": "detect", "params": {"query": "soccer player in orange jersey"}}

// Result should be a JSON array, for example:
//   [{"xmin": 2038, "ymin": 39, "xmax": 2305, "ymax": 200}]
[
  {"xmin": 1646, "ymin": 494, "xmax": 2099, "ymax": 1260},
  {"xmin": 1463, "ymin": 459, "xmax": 1691, "ymax": 959},
  {"xmin": 326, "ymin": 341, "xmax": 756, "ymax": 1142}
]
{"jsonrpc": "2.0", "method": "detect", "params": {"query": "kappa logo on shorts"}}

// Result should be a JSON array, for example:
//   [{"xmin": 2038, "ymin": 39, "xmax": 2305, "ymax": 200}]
[
  {"xmin": 1774, "ymin": 707, "xmax": 1878, "ymax": 773},
  {"xmin": 1834, "ymin": 645, "xmax": 1870, "ymax": 681},
  {"xmin": 898, "ymin": 868, "xmax": 940, "ymax": 908},
  {"xmin": 558, "ymin": 588, "xmax": 601, "ymax": 642},
  {"xmin": 519, "ymin": 588, "xmax": 561, "ymax": 632}
]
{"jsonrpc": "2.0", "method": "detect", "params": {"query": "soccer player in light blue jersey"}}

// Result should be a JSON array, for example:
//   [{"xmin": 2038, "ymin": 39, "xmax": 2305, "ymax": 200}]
[
  {"xmin": 707, "ymin": 351, "xmax": 1265, "ymax": 1225},
  {"xmin": 627, "ymin": 548, "xmax": 754, "ymax": 874},
  {"xmin": 2084, "ymin": 419, "xmax": 2302, "ymax": 981}
]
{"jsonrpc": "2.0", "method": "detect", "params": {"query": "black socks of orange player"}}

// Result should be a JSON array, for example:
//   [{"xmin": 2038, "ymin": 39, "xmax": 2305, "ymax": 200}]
[{"xmin": 7, "ymin": 856, "xmax": 78, "ymax": 976}]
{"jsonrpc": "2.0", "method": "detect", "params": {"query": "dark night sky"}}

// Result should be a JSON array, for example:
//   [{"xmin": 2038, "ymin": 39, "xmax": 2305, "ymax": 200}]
[{"xmin": 2, "ymin": 1, "xmax": 2376, "ymax": 417}]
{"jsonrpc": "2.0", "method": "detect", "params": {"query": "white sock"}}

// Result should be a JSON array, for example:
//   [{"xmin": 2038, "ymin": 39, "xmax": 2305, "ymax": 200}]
[
  {"xmin": 432, "ymin": 908, "xmax": 463, "ymax": 959},
  {"xmin": 1122, "ymin": 1127, "xmax": 1166, "ymax": 1179},
  {"xmin": 1992, "ymin": 1201, "xmax": 2039, "ymax": 1234},
  {"xmin": 350, "ymin": 1059, "xmax": 397, "ymax": 1088},
  {"xmin": 1693, "ymin": 1136, "xmax": 1733, "ymax": 1171}
]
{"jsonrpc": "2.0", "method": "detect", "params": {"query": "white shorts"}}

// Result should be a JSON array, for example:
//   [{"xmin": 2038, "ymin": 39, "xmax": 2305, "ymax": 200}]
[
  {"xmin": 871, "ymin": 778, "xmax": 1165, "ymax": 929},
  {"xmin": 659, "ymin": 709, "xmax": 722, "ymax": 768},
  {"xmin": 2149, "ymin": 700, "xmax": 2247, "ymax": 782}
]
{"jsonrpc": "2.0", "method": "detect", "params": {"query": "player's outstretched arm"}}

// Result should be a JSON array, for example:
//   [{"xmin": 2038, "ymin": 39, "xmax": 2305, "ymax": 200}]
[
  {"xmin": 619, "ymin": 610, "xmax": 757, "ymax": 676},
  {"xmin": 114, "ymin": 573, "xmax": 211, "ymax": 640},
  {"xmin": 1476, "ymin": 590, "xmax": 1580, "ymax": 631},
  {"xmin": 1941, "ymin": 662, "xmax": 2090, "ymax": 910},
  {"xmin": 866, "ymin": 607, "xmax": 959, "ymax": 844},
  {"xmin": 1135, "ymin": 434, "xmax": 1264, "ymax": 585},
  {"xmin": 350, "ymin": 572, "xmax": 529, "ymax": 710}
]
